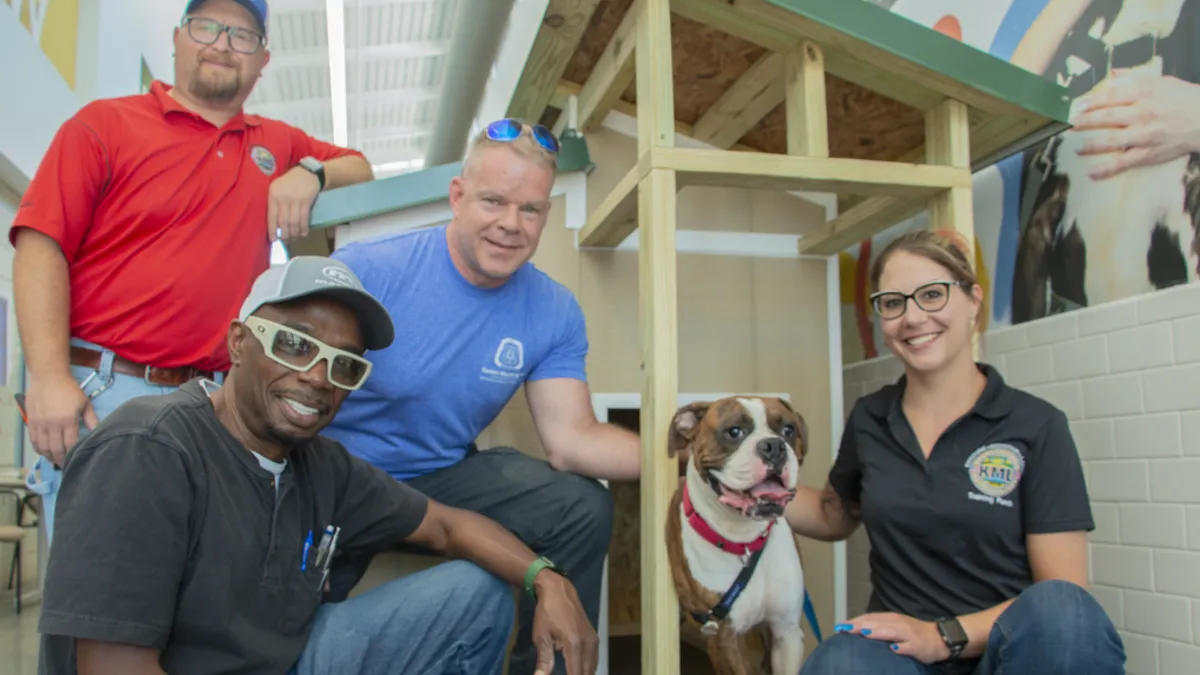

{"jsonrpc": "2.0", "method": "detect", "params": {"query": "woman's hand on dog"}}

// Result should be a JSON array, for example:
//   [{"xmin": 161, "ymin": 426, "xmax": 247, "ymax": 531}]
[{"xmin": 833, "ymin": 612, "xmax": 951, "ymax": 664}]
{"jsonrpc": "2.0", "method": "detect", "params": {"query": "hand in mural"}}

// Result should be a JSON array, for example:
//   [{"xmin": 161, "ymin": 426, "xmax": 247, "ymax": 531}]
[
  {"xmin": 833, "ymin": 613, "xmax": 950, "ymax": 664},
  {"xmin": 267, "ymin": 165, "xmax": 322, "ymax": 242},
  {"xmin": 1069, "ymin": 71, "xmax": 1200, "ymax": 180}
]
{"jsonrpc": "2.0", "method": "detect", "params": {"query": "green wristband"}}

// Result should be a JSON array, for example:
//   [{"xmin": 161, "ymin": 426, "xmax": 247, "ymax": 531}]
[{"xmin": 524, "ymin": 556, "xmax": 559, "ymax": 600}]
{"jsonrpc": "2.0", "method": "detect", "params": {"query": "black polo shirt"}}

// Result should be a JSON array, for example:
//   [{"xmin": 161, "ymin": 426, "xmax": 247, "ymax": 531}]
[
  {"xmin": 830, "ymin": 364, "xmax": 1094, "ymax": 621},
  {"xmin": 37, "ymin": 380, "xmax": 429, "ymax": 675}
]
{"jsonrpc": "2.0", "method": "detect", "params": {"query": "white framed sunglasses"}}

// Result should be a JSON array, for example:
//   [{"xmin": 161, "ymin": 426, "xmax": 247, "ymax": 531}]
[{"xmin": 243, "ymin": 316, "xmax": 373, "ymax": 391}]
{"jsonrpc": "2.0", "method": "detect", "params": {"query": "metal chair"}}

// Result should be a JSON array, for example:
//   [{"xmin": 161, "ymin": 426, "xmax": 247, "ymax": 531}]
[{"xmin": 1, "ymin": 472, "xmax": 35, "ymax": 613}]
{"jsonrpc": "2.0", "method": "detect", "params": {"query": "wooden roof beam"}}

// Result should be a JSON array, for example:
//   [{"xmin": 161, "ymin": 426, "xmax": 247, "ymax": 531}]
[
  {"xmin": 799, "ymin": 98, "xmax": 977, "ymax": 256},
  {"xmin": 505, "ymin": 0, "xmax": 603, "ymax": 124},
  {"xmin": 569, "ymin": 0, "xmax": 640, "ymax": 134},
  {"xmin": 691, "ymin": 51, "xmax": 784, "ymax": 149}
]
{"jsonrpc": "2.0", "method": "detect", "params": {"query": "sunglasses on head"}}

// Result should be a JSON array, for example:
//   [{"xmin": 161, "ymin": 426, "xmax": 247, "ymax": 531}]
[
  {"xmin": 485, "ymin": 118, "xmax": 560, "ymax": 154},
  {"xmin": 244, "ymin": 316, "xmax": 373, "ymax": 391}
]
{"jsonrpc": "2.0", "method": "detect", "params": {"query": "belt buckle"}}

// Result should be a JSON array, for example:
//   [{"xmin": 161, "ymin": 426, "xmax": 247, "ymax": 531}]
[{"xmin": 144, "ymin": 365, "xmax": 159, "ymax": 386}]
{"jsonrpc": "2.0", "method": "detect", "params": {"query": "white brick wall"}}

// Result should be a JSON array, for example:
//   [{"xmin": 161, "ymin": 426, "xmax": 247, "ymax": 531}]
[
  {"xmin": 841, "ymin": 282, "xmax": 1200, "ymax": 674},
  {"xmin": 840, "ymin": 355, "xmax": 904, "ymax": 618}
]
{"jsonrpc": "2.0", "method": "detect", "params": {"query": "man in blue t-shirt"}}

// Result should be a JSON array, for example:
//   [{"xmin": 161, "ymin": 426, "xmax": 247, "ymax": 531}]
[{"xmin": 322, "ymin": 119, "xmax": 642, "ymax": 675}]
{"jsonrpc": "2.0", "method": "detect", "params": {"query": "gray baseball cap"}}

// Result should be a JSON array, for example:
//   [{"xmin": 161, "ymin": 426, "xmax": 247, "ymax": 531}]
[{"xmin": 238, "ymin": 256, "xmax": 394, "ymax": 351}]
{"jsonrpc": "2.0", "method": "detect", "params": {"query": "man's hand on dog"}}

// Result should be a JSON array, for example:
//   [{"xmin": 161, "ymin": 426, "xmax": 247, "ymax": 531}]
[
  {"xmin": 833, "ymin": 613, "xmax": 951, "ymax": 664},
  {"xmin": 531, "ymin": 571, "xmax": 599, "ymax": 675}
]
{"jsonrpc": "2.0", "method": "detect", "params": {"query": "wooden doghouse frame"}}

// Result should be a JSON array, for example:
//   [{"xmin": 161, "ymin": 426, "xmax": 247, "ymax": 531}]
[{"xmin": 505, "ymin": 0, "xmax": 1071, "ymax": 671}]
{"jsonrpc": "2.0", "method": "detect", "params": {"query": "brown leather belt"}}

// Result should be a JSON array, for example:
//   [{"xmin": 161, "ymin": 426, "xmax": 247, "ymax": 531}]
[{"xmin": 70, "ymin": 346, "xmax": 220, "ymax": 387}]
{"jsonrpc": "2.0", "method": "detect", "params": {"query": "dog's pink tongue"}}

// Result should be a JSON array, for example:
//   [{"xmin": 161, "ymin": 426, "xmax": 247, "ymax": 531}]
[
  {"xmin": 719, "ymin": 492, "xmax": 756, "ymax": 510},
  {"xmin": 749, "ymin": 481, "xmax": 791, "ymax": 500}
]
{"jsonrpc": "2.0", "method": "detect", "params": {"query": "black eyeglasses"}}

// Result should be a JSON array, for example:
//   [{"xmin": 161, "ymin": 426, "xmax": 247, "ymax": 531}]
[
  {"xmin": 870, "ymin": 280, "xmax": 969, "ymax": 320},
  {"xmin": 183, "ymin": 16, "xmax": 266, "ymax": 55},
  {"xmin": 485, "ymin": 119, "xmax": 560, "ymax": 154}
]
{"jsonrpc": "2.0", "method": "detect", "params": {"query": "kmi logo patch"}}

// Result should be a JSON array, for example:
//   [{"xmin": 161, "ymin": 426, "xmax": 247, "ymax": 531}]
[{"xmin": 964, "ymin": 443, "xmax": 1024, "ymax": 508}]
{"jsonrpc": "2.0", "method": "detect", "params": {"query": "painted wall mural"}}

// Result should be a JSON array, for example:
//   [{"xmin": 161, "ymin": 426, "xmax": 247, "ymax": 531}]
[
  {"xmin": 843, "ymin": 0, "xmax": 1200, "ymax": 363},
  {"xmin": 3, "ymin": 0, "xmax": 79, "ymax": 90}
]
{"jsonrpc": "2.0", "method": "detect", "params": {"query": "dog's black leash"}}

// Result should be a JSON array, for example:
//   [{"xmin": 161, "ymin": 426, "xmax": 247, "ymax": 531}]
[{"xmin": 691, "ymin": 545, "xmax": 766, "ymax": 636}]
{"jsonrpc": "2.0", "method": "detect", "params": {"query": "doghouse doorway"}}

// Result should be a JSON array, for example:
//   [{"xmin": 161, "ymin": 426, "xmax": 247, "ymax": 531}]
[{"xmin": 592, "ymin": 393, "xmax": 790, "ymax": 674}]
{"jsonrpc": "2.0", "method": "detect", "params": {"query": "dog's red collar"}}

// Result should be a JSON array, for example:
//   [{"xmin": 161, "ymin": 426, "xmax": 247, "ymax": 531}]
[{"xmin": 682, "ymin": 481, "xmax": 774, "ymax": 556}]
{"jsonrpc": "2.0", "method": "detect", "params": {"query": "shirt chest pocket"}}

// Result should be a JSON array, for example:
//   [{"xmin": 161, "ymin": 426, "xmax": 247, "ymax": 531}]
[{"xmin": 281, "ymin": 548, "xmax": 326, "ymax": 634}]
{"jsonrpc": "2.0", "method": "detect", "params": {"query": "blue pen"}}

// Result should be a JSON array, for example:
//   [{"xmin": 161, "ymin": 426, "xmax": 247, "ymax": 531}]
[{"xmin": 301, "ymin": 530, "xmax": 313, "ymax": 571}]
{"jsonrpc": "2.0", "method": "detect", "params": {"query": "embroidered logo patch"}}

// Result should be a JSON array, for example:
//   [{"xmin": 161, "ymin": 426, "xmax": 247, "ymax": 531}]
[
  {"xmin": 965, "ymin": 443, "xmax": 1025, "ymax": 504},
  {"xmin": 250, "ymin": 145, "xmax": 277, "ymax": 175},
  {"xmin": 322, "ymin": 266, "xmax": 354, "ymax": 287}
]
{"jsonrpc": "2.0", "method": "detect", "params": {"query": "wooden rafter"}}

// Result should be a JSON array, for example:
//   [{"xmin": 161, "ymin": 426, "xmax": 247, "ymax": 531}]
[
  {"xmin": 570, "ymin": 0, "xmax": 640, "ymax": 133},
  {"xmin": 691, "ymin": 51, "xmax": 783, "ymax": 149},
  {"xmin": 505, "ymin": 0, "xmax": 604, "ymax": 124}
]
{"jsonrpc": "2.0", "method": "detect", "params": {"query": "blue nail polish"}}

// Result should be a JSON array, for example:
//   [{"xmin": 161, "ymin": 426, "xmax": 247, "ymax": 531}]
[
  {"xmin": 861, "ymin": 629, "xmax": 872, "ymax": 636},
  {"xmin": 890, "ymin": 644, "xmax": 899, "ymax": 652},
  {"xmin": 834, "ymin": 623, "xmax": 852, "ymax": 632}
]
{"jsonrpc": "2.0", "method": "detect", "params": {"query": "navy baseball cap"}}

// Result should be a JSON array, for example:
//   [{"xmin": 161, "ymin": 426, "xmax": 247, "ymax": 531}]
[{"xmin": 185, "ymin": 0, "xmax": 268, "ymax": 35}]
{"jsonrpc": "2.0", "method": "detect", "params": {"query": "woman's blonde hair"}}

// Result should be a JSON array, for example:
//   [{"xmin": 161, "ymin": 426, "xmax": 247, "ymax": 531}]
[{"xmin": 869, "ymin": 228, "xmax": 979, "ymax": 293}]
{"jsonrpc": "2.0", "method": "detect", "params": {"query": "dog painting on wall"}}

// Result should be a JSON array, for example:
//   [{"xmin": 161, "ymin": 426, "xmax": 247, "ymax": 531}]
[
  {"xmin": 1012, "ymin": 0, "xmax": 1200, "ymax": 322},
  {"xmin": 664, "ymin": 396, "xmax": 810, "ymax": 675}
]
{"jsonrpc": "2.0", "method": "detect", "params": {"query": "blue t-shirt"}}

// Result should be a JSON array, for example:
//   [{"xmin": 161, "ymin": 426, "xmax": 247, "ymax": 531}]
[{"xmin": 322, "ymin": 224, "xmax": 589, "ymax": 480}]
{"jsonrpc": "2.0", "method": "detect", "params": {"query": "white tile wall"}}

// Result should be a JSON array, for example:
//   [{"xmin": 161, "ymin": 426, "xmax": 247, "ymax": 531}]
[
  {"xmin": 840, "ymin": 355, "xmax": 904, "ymax": 618},
  {"xmin": 841, "ymin": 282, "xmax": 1200, "ymax": 675}
]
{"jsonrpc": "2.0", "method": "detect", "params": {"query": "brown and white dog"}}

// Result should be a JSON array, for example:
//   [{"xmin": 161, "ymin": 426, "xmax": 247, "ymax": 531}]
[{"xmin": 665, "ymin": 396, "xmax": 809, "ymax": 675}]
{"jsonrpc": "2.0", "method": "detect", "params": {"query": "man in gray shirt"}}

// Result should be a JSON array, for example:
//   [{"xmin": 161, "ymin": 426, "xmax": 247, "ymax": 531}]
[{"xmin": 37, "ymin": 256, "xmax": 597, "ymax": 675}]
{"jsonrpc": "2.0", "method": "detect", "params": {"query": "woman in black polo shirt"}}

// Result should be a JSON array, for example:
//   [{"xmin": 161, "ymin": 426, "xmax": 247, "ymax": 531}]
[{"xmin": 790, "ymin": 230, "xmax": 1125, "ymax": 674}]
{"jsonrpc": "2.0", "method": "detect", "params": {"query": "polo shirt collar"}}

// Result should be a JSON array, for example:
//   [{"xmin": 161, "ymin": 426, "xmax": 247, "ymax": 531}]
[
  {"xmin": 149, "ymin": 79, "xmax": 262, "ymax": 128},
  {"xmin": 862, "ymin": 362, "xmax": 1016, "ymax": 422}
]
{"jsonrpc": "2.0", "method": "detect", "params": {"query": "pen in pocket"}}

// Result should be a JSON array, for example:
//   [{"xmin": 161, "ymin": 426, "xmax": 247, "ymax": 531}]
[{"xmin": 301, "ymin": 529, "xmax": 313, "ymax": 571}]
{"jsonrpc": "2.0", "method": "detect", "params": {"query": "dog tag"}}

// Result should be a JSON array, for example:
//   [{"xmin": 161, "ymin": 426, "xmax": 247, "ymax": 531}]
[{"xmin": 701, "ymin": 620, "xmax": 720, "ymax": 636}]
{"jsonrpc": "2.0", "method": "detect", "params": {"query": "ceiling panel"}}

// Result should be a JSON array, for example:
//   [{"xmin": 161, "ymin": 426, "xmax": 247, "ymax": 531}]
[{"xmin": 244, "ymin": 0, "xmax": 460, "ymax": 173}]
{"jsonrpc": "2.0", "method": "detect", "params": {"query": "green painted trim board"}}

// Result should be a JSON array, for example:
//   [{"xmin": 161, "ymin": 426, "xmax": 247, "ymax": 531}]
[{"xmin": 763, "ymin": 0, "xmax": 1072, "ymax": 123}]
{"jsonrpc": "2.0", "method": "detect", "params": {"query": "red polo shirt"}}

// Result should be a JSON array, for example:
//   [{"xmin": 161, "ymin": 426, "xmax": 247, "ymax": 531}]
[{"xmin": 10, "ymin": 81, "xmax": 365, "ymax": 373}]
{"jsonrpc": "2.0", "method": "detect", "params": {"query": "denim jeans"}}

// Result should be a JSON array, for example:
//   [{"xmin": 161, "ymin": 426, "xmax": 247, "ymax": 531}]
[
  {"xmin": 325, "ymin": 446, "xmax": 613, "ymax": 675},
  {"xmin": 24, "ymin": 339, "xmax": 217, "ymax": 543},
  {"xmin": 799, "ymin": 580, "xmax": 1126, "ymax": 675},
  {"xmin": 290, "ymin": 559, "xmax": 514, "ymax": 675}
]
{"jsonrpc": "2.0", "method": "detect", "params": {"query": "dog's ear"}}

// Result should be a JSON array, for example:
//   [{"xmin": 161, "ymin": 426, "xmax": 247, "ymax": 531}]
[
  {"xmin": 668, "ymin": 402, "xmax": 710, "ymax": 457},
  {"xmin": 778, "ymin": 398, "xmax": 809, "ymax": 459},
  {"xmin": 795, "ymin": 413, "xmax": 810, "ymax": 459}
]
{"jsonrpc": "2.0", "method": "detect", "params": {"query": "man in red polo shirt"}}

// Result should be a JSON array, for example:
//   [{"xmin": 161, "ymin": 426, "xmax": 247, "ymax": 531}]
[{"xmin": 11, "ymin": 0, "xmax": 373, "ymax": 542}]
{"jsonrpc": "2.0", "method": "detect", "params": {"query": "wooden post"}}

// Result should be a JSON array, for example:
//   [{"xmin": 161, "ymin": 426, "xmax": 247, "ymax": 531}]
[
  {"xmin": 785, "ymin": 40, "xmax": 828, "ymax": 158},
  {"xmin": 636, "ymin": 0, "xmax": 679, "ymax": 673},
  {"xmin": 925, "ymin": 98, "xmax": 979, "ymax": 358}
]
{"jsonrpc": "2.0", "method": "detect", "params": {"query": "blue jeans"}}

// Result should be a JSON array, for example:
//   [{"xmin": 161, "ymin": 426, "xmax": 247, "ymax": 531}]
[
  {"xmin": 799, "ymin": 580, "xmax": 1125, "ymax": 675},
  {"xmin": 24, "ymin": 339, "xmax": 216, "ymax": 542},
  {"xmin": 291, "ymin": 560, "xmax": 514, "ymax": 675}
]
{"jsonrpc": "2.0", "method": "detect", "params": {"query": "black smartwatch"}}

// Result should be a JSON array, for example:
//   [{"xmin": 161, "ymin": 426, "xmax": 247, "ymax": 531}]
[
  {"xmin": 935, "ymin": 617, "xmax": 968, "ymax": 660},
  {"xmin": 298, "ymin": 156, "xmax": 326, "ymax": 190}
]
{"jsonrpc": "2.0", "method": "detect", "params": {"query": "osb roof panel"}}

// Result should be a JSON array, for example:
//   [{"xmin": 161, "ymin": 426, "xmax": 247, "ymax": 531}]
[{"xmin": 557, "ymin": 0, "xmax": 927, "ymax": 162}]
